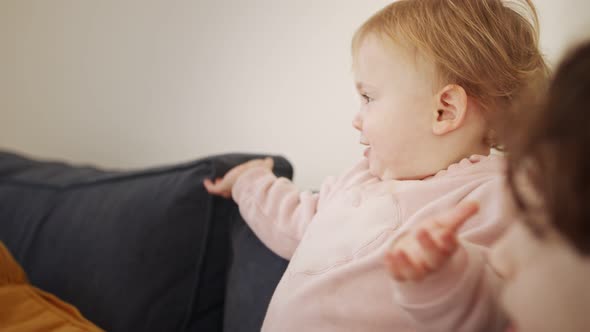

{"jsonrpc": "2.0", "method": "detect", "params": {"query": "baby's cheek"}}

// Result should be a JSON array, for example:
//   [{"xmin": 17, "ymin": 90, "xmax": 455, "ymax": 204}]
[
  {"xmin": 504, "ymin": 268, "xmax": 563, "ymax": 332},
  {"xmin": 500, "ymin": 279, "xmax": 535, "ymax": 332}
]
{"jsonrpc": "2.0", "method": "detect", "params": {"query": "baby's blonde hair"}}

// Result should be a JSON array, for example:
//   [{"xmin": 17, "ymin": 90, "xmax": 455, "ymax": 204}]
[{"xmin": 352, "ymin": 0, "xmax": 549, "ymax": 113}]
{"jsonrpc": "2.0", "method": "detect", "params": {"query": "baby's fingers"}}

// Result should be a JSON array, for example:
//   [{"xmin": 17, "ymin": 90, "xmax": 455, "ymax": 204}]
[
  {"xmin": 386, "ymin": 250, "xmax": 427, "ymax": 281},
  {"xmin": 385, "ymin": 252, "xmax": 406, "ymax": 281},
  {"xmin": 417, "ymin": 229, "xmax": 452, "ymax": 270},
  {"xmin": 203, "ymin": 178, "xmax": 219, "ymax": 192},
  {"xmin": 203, "ymin": 178, "xmax": 232, "ymax": 198},
  {"xmin": 438, "ymin": 202, "xmax": 479, "ymax": 233},
  {"xmin": 437, "ymin": 202, "xmax": 479, "ymax": 248}
]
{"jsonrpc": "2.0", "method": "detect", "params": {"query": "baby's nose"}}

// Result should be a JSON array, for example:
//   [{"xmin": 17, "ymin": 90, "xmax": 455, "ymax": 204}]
[{"xmin": 352, "ymin": 113, "xmax": 362, "ymax": 131}]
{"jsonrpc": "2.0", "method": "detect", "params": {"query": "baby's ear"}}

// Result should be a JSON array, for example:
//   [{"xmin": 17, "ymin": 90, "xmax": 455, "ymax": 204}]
[{"xmin": 432, "ymin": 84, "xmax": 468, "ymax": 135}]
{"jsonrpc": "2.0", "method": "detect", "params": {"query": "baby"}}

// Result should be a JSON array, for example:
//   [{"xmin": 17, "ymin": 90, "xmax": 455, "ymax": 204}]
[{"xmin": 205, "ymin": 0, "xmax": 548, "ymax": 331}]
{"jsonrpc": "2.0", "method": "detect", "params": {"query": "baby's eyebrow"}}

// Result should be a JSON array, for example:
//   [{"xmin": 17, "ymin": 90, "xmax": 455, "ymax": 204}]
[{"xmin": 355, "ymin": 82, "xmax": 375, "ymax": 92}]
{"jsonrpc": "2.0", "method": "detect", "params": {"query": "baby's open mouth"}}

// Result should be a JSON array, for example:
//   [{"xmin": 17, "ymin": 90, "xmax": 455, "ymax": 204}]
[{"xmin": 359, "ymin": 134, "xmax": 370, "ymax": 158}]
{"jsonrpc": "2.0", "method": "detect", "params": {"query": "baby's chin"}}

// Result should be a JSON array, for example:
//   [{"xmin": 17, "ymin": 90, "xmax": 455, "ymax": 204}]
[{"xmin": 367, "ymin": 161, "xmax": 392, "ymax": 180}]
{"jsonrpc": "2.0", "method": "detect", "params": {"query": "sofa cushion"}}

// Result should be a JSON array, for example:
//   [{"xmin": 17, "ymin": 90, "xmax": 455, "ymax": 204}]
[
  {"xmin": 0, "ymin": 151, "xmax": 291, "ymax": 332},
  {"xmin": 223, "ymin": 207, "xmax": 289, "ymax": 332}
]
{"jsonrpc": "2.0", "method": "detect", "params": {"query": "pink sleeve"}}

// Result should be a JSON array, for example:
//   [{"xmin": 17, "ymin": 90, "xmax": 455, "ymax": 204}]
[
  {"xmin": 232, "ymin": 167, "xmax": 336, "ymax": 260},
  {"xmin": 393, "ymin": 244, "xmax": 507, "ymax": 332},
  {"xmin": 392, "ymin": 177, "xmax": 511, "ymax": 332}
]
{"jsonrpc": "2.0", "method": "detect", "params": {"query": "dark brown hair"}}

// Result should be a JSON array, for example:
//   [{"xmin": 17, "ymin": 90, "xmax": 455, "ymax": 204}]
[{"xmin": 506, "ymin": 41, "xmax": 590, "ymax": 254}]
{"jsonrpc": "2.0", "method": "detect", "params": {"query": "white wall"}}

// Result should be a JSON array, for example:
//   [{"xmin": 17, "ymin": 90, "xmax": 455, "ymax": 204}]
[{"xmin": 1, "ymin": 0, "xmax": 589, "ymax": 189}]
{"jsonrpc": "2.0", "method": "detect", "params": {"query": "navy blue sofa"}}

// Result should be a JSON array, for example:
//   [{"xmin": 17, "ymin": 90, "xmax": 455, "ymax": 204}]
[{"xmin": 0, "ymin": 151, "xmax": 291, "ymax": 332}]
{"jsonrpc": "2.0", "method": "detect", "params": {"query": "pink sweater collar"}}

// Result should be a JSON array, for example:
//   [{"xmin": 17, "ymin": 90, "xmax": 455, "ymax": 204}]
[{"xmin": 425, "ymin": 154, "xmax": 504, "ymax": 180}]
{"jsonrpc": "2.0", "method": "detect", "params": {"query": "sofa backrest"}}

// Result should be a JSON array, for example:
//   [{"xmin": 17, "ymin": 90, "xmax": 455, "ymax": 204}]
[{"xmin": 0, "ymin": 151, "xmax": 291, "ymax": 332}]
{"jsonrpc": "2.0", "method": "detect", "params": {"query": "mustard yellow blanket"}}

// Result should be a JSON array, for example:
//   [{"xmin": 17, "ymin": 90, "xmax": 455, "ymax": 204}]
[{"xmin": 0, "ymin": 242, "xmax": 103, "ymax": 332}]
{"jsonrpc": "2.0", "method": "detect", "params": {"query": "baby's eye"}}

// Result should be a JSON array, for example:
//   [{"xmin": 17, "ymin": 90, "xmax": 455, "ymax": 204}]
[{"xmin": 361, "ymin": 94, "xmax": 374, "ymax": 103}]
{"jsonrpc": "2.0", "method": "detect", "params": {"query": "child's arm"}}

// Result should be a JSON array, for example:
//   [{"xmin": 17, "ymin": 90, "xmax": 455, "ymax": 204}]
[
  {"xmin": 205, "ymin": 158, "xmax": 337, "ymax": 259},
  {"xmin": 385, "ymin": 195, "xmax": 510, "ymax": 331}
]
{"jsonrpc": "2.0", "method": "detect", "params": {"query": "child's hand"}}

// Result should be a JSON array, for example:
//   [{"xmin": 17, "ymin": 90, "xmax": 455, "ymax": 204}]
[
  {"xmin": 385, "ymin": 202, "xmax": 479, "ymax": 282},
  {"xmin": 203, "ymin": 157, "xmax": 274, "ymax": 198}
]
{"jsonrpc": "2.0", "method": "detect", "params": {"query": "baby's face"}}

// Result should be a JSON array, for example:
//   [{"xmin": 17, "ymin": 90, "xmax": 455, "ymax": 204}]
[
  {"xmin": 490, "ymin": 222, "xmax": 590, "ymax": 332},
  {"xmin": 352, "ymin": 35, "xmax": 438, "ymax": 180}
]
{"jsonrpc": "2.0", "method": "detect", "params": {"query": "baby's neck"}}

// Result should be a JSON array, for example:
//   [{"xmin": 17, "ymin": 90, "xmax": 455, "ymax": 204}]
[{"xmin": 422, "ymin": 145, "xmax": 492, "ymax": 180}]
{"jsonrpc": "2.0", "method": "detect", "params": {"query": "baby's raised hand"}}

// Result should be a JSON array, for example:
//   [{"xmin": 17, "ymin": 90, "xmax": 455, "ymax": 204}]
[
  {"xmin": 385, "ymin": 202, "xmax": 479, "ymax": 282},
  {"xmin": 203, "ymin": 157, "xmax": 274, "ymax": 199}
]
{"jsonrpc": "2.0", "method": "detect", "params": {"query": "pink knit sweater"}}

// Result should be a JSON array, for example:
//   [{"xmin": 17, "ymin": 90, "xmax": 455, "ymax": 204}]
[{"xmin": 232, "ymin": 155, "xmax": 510, "ymax": 331}]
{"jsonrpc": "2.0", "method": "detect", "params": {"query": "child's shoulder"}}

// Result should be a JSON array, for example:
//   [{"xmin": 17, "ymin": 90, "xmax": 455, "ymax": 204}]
[{"xmin": 453, "ymin": 154, "xmax": 508, "ymax": 201}]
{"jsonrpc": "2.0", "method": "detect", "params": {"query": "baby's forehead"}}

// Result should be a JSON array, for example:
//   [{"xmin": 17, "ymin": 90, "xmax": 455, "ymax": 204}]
[
  {"xmin": 352, "ymin": 34, "xmax": 438, "ymax": 85},
  {"xmin": 355, "ymin": 30, "xmax": 428, "ymax": 60}
]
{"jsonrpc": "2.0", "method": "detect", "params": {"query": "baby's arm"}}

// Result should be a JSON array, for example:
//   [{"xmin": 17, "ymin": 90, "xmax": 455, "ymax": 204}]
[
  {"xmin": 385, "ymin": 182, "xmax": 510, "ymax": 331},
  {"xmin": 205, "ymin": 158, "xmax": 335, "ymax": 259}
]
